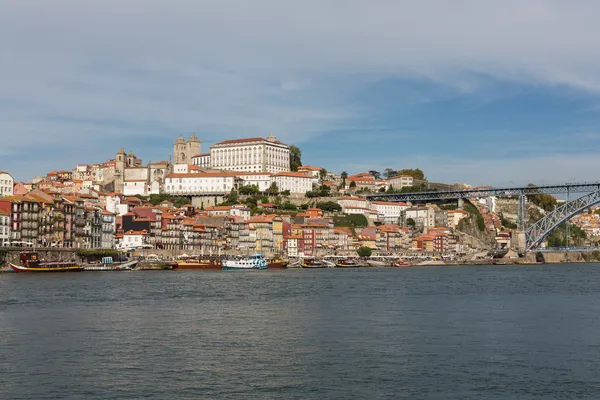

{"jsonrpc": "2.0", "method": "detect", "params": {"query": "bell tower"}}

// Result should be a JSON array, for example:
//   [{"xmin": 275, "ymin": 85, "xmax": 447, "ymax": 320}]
[{"xmin": 174, "ymin": 136, "xmax": 186, "ymax": 164}]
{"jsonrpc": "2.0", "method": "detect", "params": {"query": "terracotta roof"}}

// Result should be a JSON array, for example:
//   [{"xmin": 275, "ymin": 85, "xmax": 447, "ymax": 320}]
[
  {"xmin": 166, "ymin": 172, "xmax": 238, "ymax": 178},
  {"xmin": 372, "ymin": 201, "xmax": 408, "ymax": 206},
  {"xmin": 212, "ymin": 137, "xmax": 286, "ymax": 146},
  {"xmin": 124, "ymin": 229, "xmax": 148, "ymax": 235},
  {"xmin": 274, "ymin": 172, "xmax": 312, "ymax": 178},
  {"xmin": 192, "ymin": 153, "xmax": 211, "ymax": 157}
]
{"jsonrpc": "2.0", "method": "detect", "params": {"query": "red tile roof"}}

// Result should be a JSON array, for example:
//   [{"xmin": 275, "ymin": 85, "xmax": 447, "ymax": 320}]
[{"xmin": 213, "ymin": 137, "xmax": 286, "ymax": 146}]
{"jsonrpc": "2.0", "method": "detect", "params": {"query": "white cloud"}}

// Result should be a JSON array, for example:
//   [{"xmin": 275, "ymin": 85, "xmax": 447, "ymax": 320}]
[{"xmin": 2, "ymin": 0, "xmax": 600, "ymax": 180}]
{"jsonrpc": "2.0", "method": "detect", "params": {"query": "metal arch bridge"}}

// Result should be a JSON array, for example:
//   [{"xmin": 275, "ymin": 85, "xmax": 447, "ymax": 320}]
[
  {"xmin": 365, "ymin": 182, "xmax": 600, "ymax": 202},
  {"xmin": 525, "ymin": 189, "xmax": 600, "ymax": 251},
  {"xmin": 365, "ymin": 182, "xmax": 600, "ymax": 252}
]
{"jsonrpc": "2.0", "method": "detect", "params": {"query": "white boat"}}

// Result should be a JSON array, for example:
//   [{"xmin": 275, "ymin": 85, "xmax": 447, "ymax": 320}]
[
  {"xmin": 222, "ymin": 254, "xmax": 268, "ymax": 270},
  {"xmin": 83, "ymin": 259, "xmax": 138, "ymax": 271},
  {"xmin": 366, "ymin": 259, "xmax": 390, "ymax": 267}
]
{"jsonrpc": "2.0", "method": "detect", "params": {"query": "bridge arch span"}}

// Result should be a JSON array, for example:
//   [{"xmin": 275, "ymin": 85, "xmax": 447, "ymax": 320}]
[{"xmin": 526, "ymin": 189, "xmax": 600, "ymax": 251}]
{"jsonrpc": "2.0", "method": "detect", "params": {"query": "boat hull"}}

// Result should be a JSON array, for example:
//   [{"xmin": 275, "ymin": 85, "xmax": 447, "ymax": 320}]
[
  {"xmin": 10, "ymin": 263, "xmax": 83, "ymax": 273},
  {"xmin": 267, "ymin": 260, "xmax": 288, "ymax": 269},
  {"xmin": 173, "ymin": 261, "xmax": 222, "ymax": 270},
  {"xmin": 222, "ymin": 266, "xmax": 267, "ymax": 271},
  {"xmin": 83, "ymin": 261, "xmax": 138, "ymax": 271}
]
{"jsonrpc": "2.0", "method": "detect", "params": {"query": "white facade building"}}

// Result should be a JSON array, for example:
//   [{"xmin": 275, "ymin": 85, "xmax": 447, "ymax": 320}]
[
  {"xmin": 121, "ymin": 230, "xmax": 149, "ymax": 249},
  {"xmin": 338, "ymin": 196, "xmax": 370, "ymax": 212},
  {"xmin": 387, "ymin": 175, "xmax": 414, "ymax": 190},
  {"xmin": 0, "ymin": 208, "xmax": 10, "ymax": 246},
  {"xmin": 0, "ymin": 171, "xmax": 14, "ymax": 197},
  {"xmin": 123, "ymin": 180, "xmax": 147, "ymax": 196},
  {"xmin": 370, "ymin": 201, "xmax": 409, "ymax": 223},
  {"xmin": 209, "ymin": 133, "xmax": 290, "ymax": 173},
  {"xmin": 236, "ymin": 172, "xmax": 273, "ymax": 192},
  {"xmin": 405, "ymin": 206, "xmax": 436, "ymax": 228},
  {"xmin": 191, "ymin": 153, "xmax": 211, "ymax": 168},
  {"xmin": 164, "ymin": 172, "xmax": 239, "ymax": 194},
  {"xmin": 271, "ymin": 172, "xmax": 313, "ymax": 194}
]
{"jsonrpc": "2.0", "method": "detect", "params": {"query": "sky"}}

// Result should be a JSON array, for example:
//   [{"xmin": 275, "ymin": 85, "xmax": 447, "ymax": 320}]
[{"xmin": 2, "ymin": 0, "xmax": 600, "ymax": 186}]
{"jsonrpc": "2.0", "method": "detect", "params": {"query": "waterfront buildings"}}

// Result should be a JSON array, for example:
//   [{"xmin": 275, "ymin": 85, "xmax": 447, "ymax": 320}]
[
  {"xmin": 0, "ymin": 171, "xmax": 14, "ymax": 197},
  {"xmin": 0, "ymin": 207, "xmax": 10, "ymax": 247}
]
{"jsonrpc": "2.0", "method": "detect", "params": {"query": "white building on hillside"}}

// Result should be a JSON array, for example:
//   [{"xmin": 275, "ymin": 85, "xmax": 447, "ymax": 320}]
[
  {"xmin": 271, "ymin": 172, "xmax": 313, "ymax": 194},
  {"xmin": 123, "ymin": 180, "xmax": 148, "ymax": 196},
  {"xmin": 0, "ymin": 171, "xmax": 14, "ymax": 197},
  {"xmin": 370, "ymin": 201, "xmax": 409, "ymax": 223},
  {"xmin": 236, "ymin": 172, "xmax": 273, "ymax": 192},
  {"xmin": 164, "ymin": 172, "xmax": 240, "ymax": 194},
  {"xmin": 210, "ymin": 133, "xmax": 290, "ymax": 173},
  {"xmin": 405, "ymin": 206, "xmax": 436, "ymax": 228},
  {"xmin": 191, "ymin": 153, "xmax": 211, "ymax": 168},
  {"xmin": 387, "ymin": 175, "xmax": 414, "ymax": 190},
  {"xmin": 338, "ymin": 196, "xmax": 369, "ymax": 212}
]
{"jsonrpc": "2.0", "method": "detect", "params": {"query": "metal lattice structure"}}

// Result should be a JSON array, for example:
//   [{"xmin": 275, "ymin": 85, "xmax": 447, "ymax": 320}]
[
  {"xmin": 365, "ymin": 182, "xmax": 600, "ymax": 202},
  {"xmin": 525, "ymin": 189, "xmax": 600, "ymax": 251}
]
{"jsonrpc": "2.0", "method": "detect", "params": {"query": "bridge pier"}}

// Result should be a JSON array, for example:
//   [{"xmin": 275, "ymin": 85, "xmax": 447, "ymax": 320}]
[{"xmin": 457, "ymin": 198, "xmax": 464, "ymax": 209}]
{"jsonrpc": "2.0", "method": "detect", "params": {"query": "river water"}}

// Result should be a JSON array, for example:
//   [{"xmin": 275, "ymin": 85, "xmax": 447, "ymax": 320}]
[{"xmin": 2, "ymin": 265, "xmax": 600, "ymax": 399}]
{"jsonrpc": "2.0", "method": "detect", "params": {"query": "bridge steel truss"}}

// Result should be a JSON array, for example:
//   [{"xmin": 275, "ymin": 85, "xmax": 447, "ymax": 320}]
[
  {"xmin": 525, "ymin": 189, "xmax": 600, "ymax": 251},
  {"xmin": 365, "ymin": 182, "xmax": 600, "ymax": 203},
  {"xmin": 365, "ymin": 182, "xmax": 600, "ymax": 253}
]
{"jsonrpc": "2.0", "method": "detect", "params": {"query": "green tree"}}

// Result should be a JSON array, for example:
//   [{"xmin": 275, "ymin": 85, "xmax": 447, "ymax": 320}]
[
  {"xmin": 267, "ymin": 182, "xmax": 279, "ymax": 196},
  {"xmin": 290, "ymin": 145, "xmax": 302, "ymax": 171},
  {"xmin": 383, "ymin": 168, "xmax": 397, "ymax": 178},
  {"xmin": 319, "ymin": 168, "xmax": 328, "ymax": 182},
  {"xmin": 316, "ymin": 201, "xmax": 342, "ymax": 212},
  {"xmin": 173, "ymin": 196, "xmax": 191, "ymax": 208},
  {"xmin": 406, "ymin": 218, "xmax": 416, "ymax": 227},
  {"xmin": 227, "ymin": 189, "xmax": 239, "ymax": 204},
  {"xmin": 239, "ymin": 185, "xmax": 259, "ymax": 195},
  {"xmin": 397, "ymin": 168, "xmax": 425, "ymax": 180},
  {"xmin": 280, "ymin": 189, "xmax": 290, "ymax": 196},
  {"xmin": 356, "ymin": 246, "xmax": 372, "ymax": 258},
  {"xmin": 340, "ymin": 171, "xmax": 348, "ymax": 188},
  {"xmin": 368, "ymin": 170, "xmax": 381, "ymax": 180},
  {"xmin": 526, "ymin": 184, "xmax": 557, "ymax": 212},
  {"xmin": 349, "ymin": 181, "xmax": 357, "ymax": 189}
]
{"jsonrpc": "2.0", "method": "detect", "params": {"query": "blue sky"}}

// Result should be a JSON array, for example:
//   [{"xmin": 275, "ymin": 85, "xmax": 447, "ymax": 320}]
[{"xmin": 2, "ymin": 1, "xmax": 600, "ymax": 186}]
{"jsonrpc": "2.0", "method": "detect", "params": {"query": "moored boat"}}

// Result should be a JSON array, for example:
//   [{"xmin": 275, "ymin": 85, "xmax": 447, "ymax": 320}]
[
  {"xmin": 267, "ymin": 258, "xmax": 288, "ymax": 269},
  {"xmin": 300, "ymin": 257, "xmax": 331, "ymax": 268},
  {"xmin": 222, "ymin": 254, "xmax": 268, "ymax": 270},
  {"xmin": 83, "ymin": 258, "xmax": 138, "ymax": 271},
  {"xmin": 172, "ymin": 256, "xmax": 222, "ymax": 270},
  {"xmin": 393, "ymin": 260, "xmax": 412, "ymax": 267},
  {"xmin": 335, "ymin": 258, "xmax": 360, "ymax": 268},
  {"xmin": 10, "ymin": 252, "xmax": 82, "ymax": 273},
  {"xmin": 366, "ymin": 259, "xmax": 389, "ymax": 267}
]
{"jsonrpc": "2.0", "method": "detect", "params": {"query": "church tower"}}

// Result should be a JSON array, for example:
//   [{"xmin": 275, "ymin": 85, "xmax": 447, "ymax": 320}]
[
  {"xmin": 187, "ymin": 134, "xmax": 201, "ymax": 163},
  {"xmin": 174, "ymin": 136, "xmax": 186, "ymax": 164},
  {"xmin": 114, "ymin": 148, "xmax": 126, "ymax": 193}
]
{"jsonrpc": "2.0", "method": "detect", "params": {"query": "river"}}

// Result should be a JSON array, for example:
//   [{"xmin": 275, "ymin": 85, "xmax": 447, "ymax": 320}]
[{"xmin": 2, "ymin": 265, "xmax": 600, "ymax": 399}]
